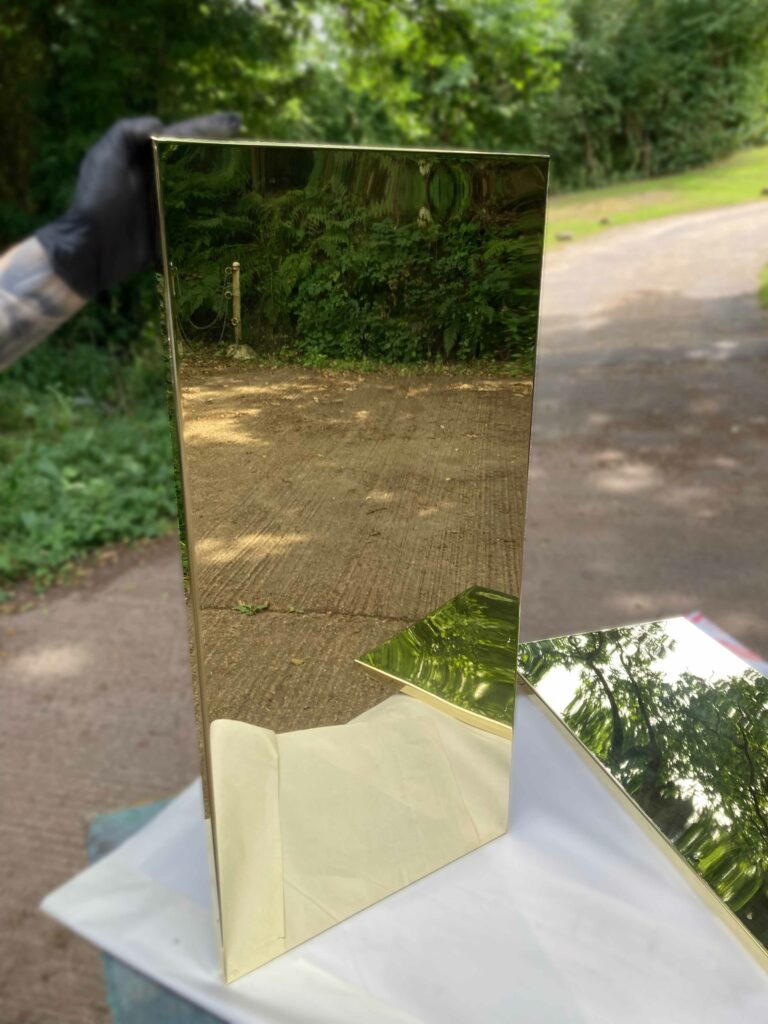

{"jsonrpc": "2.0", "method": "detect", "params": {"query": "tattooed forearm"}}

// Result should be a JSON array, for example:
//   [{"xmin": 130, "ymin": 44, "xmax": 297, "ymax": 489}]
[{"xmin": 0, "ymin": 237, "xmax": 85, "ymax": 371}]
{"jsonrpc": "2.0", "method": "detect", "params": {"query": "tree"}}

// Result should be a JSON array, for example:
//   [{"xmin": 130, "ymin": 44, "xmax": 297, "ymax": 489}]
[
  {"xmin": 0, "ymin": 0, "xmax": 304, "ymax": 240},
  {"xmin": 295, "ymin": 0, "xmax": 569, "ymax": 149},
  {"xmin": 521, "ymin": 0, "xmax": 768, "ymax": 187}
]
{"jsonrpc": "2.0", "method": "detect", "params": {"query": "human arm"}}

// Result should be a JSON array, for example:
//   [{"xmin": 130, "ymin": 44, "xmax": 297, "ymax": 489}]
[
  {"xmin": 0, "ymin": 112, "xmax": 240, "ymax": 370},
  {"xmin": 0, "ymin": 237, "xmax": 85, "ymax": 371}
]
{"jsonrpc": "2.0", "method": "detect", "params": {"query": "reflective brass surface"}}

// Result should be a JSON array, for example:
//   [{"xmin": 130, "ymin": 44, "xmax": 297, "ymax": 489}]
[
  {"xmin": 520, "ymin": 618, "xmax": 768, "ymax": 962},
  {"xmin": 356, "ymin": 586, "xmax": 518, "ymax": 737},
  {"xmin": 153, "ymin": 139, "xmax": 547, "ymax": 979}
]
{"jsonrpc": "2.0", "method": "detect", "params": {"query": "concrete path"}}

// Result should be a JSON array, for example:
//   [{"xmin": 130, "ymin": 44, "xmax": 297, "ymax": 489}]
[
  {"xmin": 524, "ymin": 201, "xmax": 768, "ymax": 653},
  {"xmin": 0, "ymin": 540, "xmax": 198, "ymax": 1024},
  {"xmin": 2, "ymin": 202, "xmax": 768, "ymax": 1022}
]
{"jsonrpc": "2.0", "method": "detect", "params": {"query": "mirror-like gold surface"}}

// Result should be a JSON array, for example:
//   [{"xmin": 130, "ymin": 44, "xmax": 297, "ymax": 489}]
[
  {"xmin": 519, "ymin": 618, "xmax": 768, "ymax": 961},
  {"xmin": 154, "ymin": 138, "xmax": 546, "ymax": 979},
  {"xmin": 357, "ymin": 586, "xmax": 518, "ymax": 737}
]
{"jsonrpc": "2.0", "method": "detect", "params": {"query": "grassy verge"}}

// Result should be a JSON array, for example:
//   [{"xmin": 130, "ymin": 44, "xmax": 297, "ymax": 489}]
[
  {"xmin": 547, "ymin": 144, "xmax": 768, "ymax": 246},
  {"xmin": 0, "ymin": 335, "xmax": 177, "ymax": 602},
  {"xmin": 759, "ymin": 265, "xmax": 768, "ymax": 309}
]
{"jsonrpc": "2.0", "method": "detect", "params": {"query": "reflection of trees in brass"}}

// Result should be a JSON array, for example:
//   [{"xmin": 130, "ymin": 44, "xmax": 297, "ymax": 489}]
[
  {"xmin": 159, "ymin": 143, "xmax": 547, "ymax": 364},
  {"xmin": 521, "ymin": 625, "xmax": 768, "ymax": 945},
  {"xmin": 359, "ymin": 586, "xmax": 518, "ymax": 726}
]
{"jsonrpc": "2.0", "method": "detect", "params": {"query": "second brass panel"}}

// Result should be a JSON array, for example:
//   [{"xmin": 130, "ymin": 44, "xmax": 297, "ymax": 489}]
[{"xmin": 520, "ymin": 617, "xmax": 768, "ymax": 963}]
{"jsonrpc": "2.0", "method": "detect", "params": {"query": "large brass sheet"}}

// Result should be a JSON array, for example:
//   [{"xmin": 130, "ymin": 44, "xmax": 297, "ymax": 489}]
[
  {"xmin": 520, "ymin": 617, "xmax": 768, "ymax": 963},
  {"xmin": 153, "ymin": 139, "xmax": 547, "ymax": 979}
]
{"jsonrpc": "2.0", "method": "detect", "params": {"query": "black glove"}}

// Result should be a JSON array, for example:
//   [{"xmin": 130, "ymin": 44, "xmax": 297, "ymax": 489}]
[{"xmin": 36, "ymin": 113, "xmax": 241, "ymax": 298}]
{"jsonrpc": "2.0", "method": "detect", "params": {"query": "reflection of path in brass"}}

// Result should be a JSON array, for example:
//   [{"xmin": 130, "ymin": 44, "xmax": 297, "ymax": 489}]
[{"xmin": 180, "ymin": 364, "xmax": 532, "ymax": 733}]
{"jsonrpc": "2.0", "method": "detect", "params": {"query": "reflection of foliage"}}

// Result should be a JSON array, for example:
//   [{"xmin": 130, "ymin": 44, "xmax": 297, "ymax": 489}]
[
  {"xmin": 161, "ymin": 144, "xmax": 546, "ymax": 365},
  {"xmin": 359, "ymin": 586, "xmax": 519, "ymax": 726},
  {"xmin": 521, "ymin": 625, "xmax": 768, "ymax": 944}
]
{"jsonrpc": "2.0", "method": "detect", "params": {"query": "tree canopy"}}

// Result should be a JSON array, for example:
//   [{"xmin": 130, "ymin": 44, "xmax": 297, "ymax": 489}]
[
  {"xmin": 2, "ymin": 0, "xmax": 767, "ymax": 348},
  {"xmin": 3, "ymin": 0, "xmax": 768, "ymax": 241}
]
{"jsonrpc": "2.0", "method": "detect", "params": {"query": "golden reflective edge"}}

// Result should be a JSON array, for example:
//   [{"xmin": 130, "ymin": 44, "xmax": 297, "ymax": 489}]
[
  {"xmin": 356, "ymin": 586, "xmax": 519, "ymax": 738},
  {"xmin": 152, "ymin": 134, "xmax": 549, "ymax": 161},
  {"xmin": 356, "ymin": 668, "xmax": 513, "ymax": 740},
  {"xmin": 518, "ymin": 619, "xmax": 768, "ymax": 969},
  {"xmin": 520, "ymin": 685, "xmax": 768, "ymax": 971},
  {"xmin": 152, "ymin": 143, "xmax": 225, "ymax": 939}
]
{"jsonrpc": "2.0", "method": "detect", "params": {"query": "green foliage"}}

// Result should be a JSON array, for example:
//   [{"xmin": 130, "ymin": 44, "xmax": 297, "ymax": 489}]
[
  {"xmin": 296, "ymin": 0, "xmax": 569, "ymax": 149},
  {"xmin": 521, "ymin": 625, "xmax": 768, "ymax": 939},
  {"xmin": 279, "ymin": 205, "xmax": 541, "ymax": 363},
  {"xmin": 0, "ymin": 0, "xmax": 301, "ymax": 238},
  {"xmin": 0, "ymin": 0, "xmax": 305, "ymax": 349},
  {"xmin": 163, "ymin": 146, "xmax": 546, "ymax": 363},
  {"xmin": 5, "ymin": 0, "xmax": 766, "ymax": 240},
  {"xmin": 759, "ymin": 264, "xmax": 768, "ymax": 310},
  {"xmin": 0, "ymin": 339, "xmax": 175, "ymax": 594},
  {"xmin": 520, "ymin": 0, "xmax": 768, "ymax": 188},
  {"xmin": 294, "ymin": 1, "xmax": 768, "ymax": 189}
]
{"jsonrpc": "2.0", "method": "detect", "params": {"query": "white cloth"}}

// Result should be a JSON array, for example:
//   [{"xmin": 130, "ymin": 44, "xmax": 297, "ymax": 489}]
[{"xmin": 42, "ymin": 693, "xmax": 767, "ymax": 1023}]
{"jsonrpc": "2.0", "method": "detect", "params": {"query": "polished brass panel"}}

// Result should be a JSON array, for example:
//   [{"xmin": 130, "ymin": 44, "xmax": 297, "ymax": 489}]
[
  {"xmin": 519, "ymin": 618, "xmax": 768, "ymax": 963},
  {"xmin": 153, "ymin": 138, "xmax": 547, "ymax": 979},
  {"xmin": 356, "ymin": 586, "xmax": 518, "ymax": 738}
]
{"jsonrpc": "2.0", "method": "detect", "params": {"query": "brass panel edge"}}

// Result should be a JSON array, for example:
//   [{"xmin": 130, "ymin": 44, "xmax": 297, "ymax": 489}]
[
  {"xmin": 354, "ymin": 659, "xmax": 513, "ymax": 739},
  {"xmin": 152, "ymin": 142, "xmax": 224, "ymax": 943},
  {"xmin": 519, "ymin": 678, "xmax": 768, "ymax": 971},
  {"xmin": 151, "ymin": 136, "xmax": 550, "ymax": 161}
]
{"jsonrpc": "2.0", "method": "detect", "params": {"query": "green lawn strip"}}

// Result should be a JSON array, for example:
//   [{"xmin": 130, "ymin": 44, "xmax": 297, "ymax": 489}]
[
  {"xmin": 547, "ymin": 145, "xmax": 768, "ymax": 247},
  {"xmin": 759, "ymin": 265, "xmax": 768, "ymax": 310}
]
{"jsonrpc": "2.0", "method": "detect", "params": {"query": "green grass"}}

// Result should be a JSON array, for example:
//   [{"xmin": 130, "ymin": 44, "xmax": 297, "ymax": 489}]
[
  {"xmin": 0, "ymin": 335, "xmax": 177, "ymax": 601},
  {"xmin": 547, "ymin": 144, "xmax": 768, "ymax": 246},
  {"xmin": 759, "ymin": 265, "xmax": 768, "ymax": 309}
]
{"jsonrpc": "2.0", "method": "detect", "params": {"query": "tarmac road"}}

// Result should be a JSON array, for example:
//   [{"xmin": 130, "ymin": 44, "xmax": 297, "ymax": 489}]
[
  {"xmin": 1, "ymin": 201, "xmax": 767, "ymax": 1022},
  {"xmin": 524, "ymin": 200, "xmax": 768, "ymax": 654}
]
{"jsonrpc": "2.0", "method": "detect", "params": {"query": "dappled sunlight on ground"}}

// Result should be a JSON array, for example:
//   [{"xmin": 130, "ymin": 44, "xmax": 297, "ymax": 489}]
[
  {"xmin": 10, "ymin": 641, "xmax": 91, "ymax": 678},
  {"xmin": 177, "ymin": 363, "xmax": 533, "ymax": 728},
  {"xmin": 183, "ymin": 412, "xmax": 270, "ymax": 448},
  {"xmin": 592, "ymin": 459, "xmax": 663, "ymax": 495},
  {"xmin": 196, "ymin": 530, "xmax": 309, "ymax": 568}
]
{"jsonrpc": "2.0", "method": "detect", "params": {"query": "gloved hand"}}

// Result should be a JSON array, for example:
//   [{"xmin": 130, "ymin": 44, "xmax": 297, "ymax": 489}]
[{"xmin": 36, "ymin": 113, "xmax": 241, "ymax": 299}]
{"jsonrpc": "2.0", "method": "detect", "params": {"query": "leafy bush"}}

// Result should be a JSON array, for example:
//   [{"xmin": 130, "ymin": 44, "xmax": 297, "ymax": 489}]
[
  {"xmin": 515, "ymin": 0, "xmax": 768, "ymax": 189},
  {"xmin": 163, "ymin": 146, "xmax": 547, "ymax": 364},
  {"xmin": 0, "ymin": 338, "xmax": 175, "ymax": 596}
]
